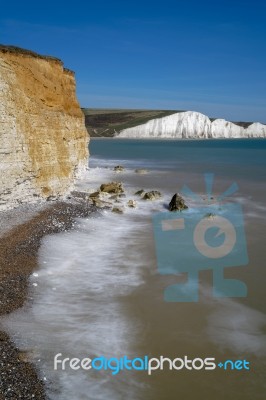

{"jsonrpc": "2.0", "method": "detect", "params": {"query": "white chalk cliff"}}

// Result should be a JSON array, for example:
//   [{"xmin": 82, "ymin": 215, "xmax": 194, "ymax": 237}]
[{"xmin": 116, "ymin": 111, "xmax": 266, "ymax": 139}]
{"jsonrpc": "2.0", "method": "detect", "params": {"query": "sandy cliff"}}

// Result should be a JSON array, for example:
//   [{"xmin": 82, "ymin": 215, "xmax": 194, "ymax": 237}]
[
  {"xmin": 0, "ymin": 45, "xmax": 89, "ymax": 211},
  {"xmin": 117, "ymin": 111, "xmax": 266, "ymax": 139}
]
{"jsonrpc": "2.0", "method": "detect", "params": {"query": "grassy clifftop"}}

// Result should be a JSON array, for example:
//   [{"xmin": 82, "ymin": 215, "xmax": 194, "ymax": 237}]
[
  {"xmin": 83, "ymin": 108, "xmax": 255, "ymax": 137},
  {"xmin": 82, "ymin": 108, "xmax": 179, "ymax": 137},
  {"xmin": 0, "ymin": 44, "xmax": 61, "ymax": 62}
]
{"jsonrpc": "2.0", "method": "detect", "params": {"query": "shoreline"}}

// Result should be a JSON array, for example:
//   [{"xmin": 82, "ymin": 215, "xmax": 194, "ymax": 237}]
[
  {"xmin": 91, "ymin": 136, "xmax": 266, "ymax": 141},
  {"xmin": 0, "ymin": 200, "xmax": 96, "ymax": 399}
]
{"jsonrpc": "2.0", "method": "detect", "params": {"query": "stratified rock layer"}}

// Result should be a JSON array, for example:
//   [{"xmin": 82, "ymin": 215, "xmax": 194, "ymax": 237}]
[{"xmin": 0, "ymin": 45, "xmax": 89, "ymax": 210}]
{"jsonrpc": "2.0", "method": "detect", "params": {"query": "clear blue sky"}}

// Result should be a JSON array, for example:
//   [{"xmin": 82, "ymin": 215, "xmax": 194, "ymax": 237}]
[{"xmin": 1, "ymin": 0, "xmax": 265, "ymax": 122}]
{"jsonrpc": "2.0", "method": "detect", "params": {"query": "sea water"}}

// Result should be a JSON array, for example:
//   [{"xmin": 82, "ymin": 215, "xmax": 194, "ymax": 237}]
[{"xmin": 2, "ymin": 139, "xmax": 266, "ymax": 400}]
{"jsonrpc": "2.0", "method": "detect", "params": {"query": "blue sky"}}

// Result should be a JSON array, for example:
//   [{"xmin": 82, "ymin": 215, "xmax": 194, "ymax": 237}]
[{"xmin": 1, "ymin": 0, "xmax": 265, "ymax": 122}]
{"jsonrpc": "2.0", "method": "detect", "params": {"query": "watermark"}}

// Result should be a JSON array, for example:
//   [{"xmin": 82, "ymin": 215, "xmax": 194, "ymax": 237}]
[
  {"xmin": 153, "ymin": 173, "xmax": 248, "ymax": 302},
  {"xmin": 53, "ymin": 353, "xmax": 250, "ymax": 375}
]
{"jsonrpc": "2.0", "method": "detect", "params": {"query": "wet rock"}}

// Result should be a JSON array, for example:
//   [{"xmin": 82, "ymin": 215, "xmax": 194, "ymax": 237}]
[
  {"xmin": 89, "ymin": 191, "xmax": 100, "ymax": 198},
  {"xmin": 127, "ymin": 200, "xmax": 137, "ymax": 208},
  {"xmin": 135, "ymin": 189, "xmax": 145, "ymax": 196},
  {"xmin": 100, "ymin": 182, "xmax": 124, "ymax": 194},
  {"xmin": 135, "ymin": 169, "xmax": 148, "ymax": 174},
  {"xmin": 114, "ymin": 165, "xmax": 124, "ymax": 172},
  {"xmin": 92, "ymin": 199, "xmax": 112, "ymax": 209},
  {"xmin": 143, "ymin": 191, "xmax": 162, "ymax": 200},
  {"xmin": 112, "ymin": 207, "xmax": 124, "ymax": 214},
  {"xmin": 169, "ymin": 193, "xmax": 188, "ymax": 211},
  {"xmin": 46, "ymin": 195, "xmax": 57, "ymax": 201},
  {"xmin": 109, "ymin": 194, "xmax": 118, "ymax": 200}
]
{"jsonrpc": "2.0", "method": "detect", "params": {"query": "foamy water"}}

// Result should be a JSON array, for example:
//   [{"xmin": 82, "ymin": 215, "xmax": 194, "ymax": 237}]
[
  {"xmin": 2, "ymin": 202, "xmax": 154, "ymax": 398},
  {"xmin": 2, "ymin": 139, "xmax": 266, "ymax": 399}
]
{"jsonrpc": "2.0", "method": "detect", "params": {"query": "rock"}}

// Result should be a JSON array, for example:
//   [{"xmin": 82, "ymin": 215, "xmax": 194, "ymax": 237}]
[
  {"xmin": 109, "ymin": 194, "xmax": 124, "ymax": 202},
  {"xmin": 143, "ymin": 191, "xmax": 162, "ymax": 200},
  {"xmin": 46, "ymin": 195, "xmax": 57, "ymax": 201},
  {"xmin": 127, "ymin": 200, "xmax": 137, "ymax": 208},
  {"xmin": 135, "ymin": 169, "xmax": 148, "ymax": 174},
  {"xmin": 169, "ymin": 193, "xmax": 188, "ymax": 211},
  {"xmin": 100, "ymin": 182, "xmax": 124, "ymax": 194},
  {"xmin": 114, "ymin": 165, "xmax": 124, "ymax": 172},
  {"xmin": 92, "ymin": 199, "xmax": 112, "ymax": 209},
  {"xmin": 0, "ymin": 45, "xmax": 88, "ymax": 211},
  {"xmin": 112, "ymin": 207, "xmax": 124, "ymax": 214},
  {"xmin": 89, "ymin": 191, "xmax": 100, "ymax": 198},
  {"xmin": 135, "ymin": 189, "xmax": 145, "ymax": 196}
]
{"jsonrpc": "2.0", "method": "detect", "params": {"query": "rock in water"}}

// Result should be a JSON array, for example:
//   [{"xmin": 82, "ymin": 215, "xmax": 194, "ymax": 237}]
[
  {"xmin": 127, "ymin": 200, "xmax": 137, "ymax": 208},
  {"xmin": 135, "ymin": 169, "xmax": 148, "ymax": 174},
  {"xmin": 143, "ymin": 191, "xmax": 162, "ymax": 200},
  {"xmin": 135, "ymin": 189, "xmax": 145, "ymax": 196},
  {"xmin": 92, "ymin": 199, "xmax": 112, "ymax": 209},
  {"xmin": 89, "ymin": 191, "xmax": 100, "ymax": 198},
  {"xmin": 112, "ymin": 207, "xmax": 124, "ymax": 214},
  {"xmin": 100, "ymin": 182, "xmax": 124, "ymax": 194},
  {"xmin": 169, "ymin": 193, "xmax": 188, "ymax": 211},
  {"xmin": 114, "ymin": 165, "xmax": 124, "ymax": 172}
]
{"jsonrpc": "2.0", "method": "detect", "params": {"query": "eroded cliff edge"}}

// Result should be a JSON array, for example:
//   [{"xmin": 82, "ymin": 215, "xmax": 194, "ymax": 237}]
[{"xmin": 0, "ymin": 45, "xmax": 89, "ymax": 211}]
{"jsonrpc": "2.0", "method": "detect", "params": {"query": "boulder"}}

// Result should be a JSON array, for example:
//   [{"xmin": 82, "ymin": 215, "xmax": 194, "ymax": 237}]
[
  {"xmin": 92, "ymin": 199, "xmax": 113, "ymax": 209},
  {"xmin": 89, "ymin": 191, "xmax": 100, "ymax": 198},
  {"xmin": 143, "ymin": 191, "xmax": 162, "ymax": 200},
  {"xmin": 100, "ymin": 182, "xmax": 124, "ymax": 194},
  {"xmin": 112, "ymin": 207, "xmax": 124, "ymax": 214},
  {"xmin": 109, "ymin": 194, "xmax": 118, "ymax": 200},
  {"xmin": 114, "ymin": 165, "xmax": 124, "ymax": 172},
  {"xmin": 127, "ymin": 200, "xmax": 137, "ymax": 208},
  {"xmin": 135, "ymin": 169, "xmax": 148, "ymax": 174},
  {"xmin": 169, "ymin": 193, "xmax": 188, "ymax": 211},
  {"xmin": 135, "ymin": 189, "xmax": 145, "ymax": 196}
]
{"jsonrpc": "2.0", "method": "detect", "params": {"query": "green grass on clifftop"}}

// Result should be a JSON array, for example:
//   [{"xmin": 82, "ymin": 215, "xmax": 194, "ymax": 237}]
[
  {"xmin": 82, "ymin": 108, "xmax": 255, "ymax": 137},
  {"xmin": 82, "ymin": 108, "xmax": 180, "ymax": 137}
]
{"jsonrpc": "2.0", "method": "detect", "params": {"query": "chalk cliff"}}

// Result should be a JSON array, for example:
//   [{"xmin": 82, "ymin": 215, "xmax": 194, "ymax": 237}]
[
  {"xmin": 116, "ymin": 111, "xmax": 266, "ymax": 139},
  {"xmin": 0, "ymin": 45, "xmax": 89, "ymax": 211}
]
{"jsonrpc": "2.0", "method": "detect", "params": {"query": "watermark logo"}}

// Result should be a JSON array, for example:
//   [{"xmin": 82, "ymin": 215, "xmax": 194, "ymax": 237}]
[
  {"xmin": 153, "ymin": 173, "xmax": 248, "ymax": 302},
  {"xmin": 53, "ymin": 353, "xmax": 250, "ymax": 375}
]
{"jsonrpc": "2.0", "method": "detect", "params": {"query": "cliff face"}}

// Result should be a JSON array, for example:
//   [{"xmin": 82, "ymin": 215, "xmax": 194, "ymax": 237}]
[
  {"xmin": 0, "ymin": 45, "xmax": 89, "ymax": 211},
  {"xmin": 117, "ymin": 111, "xmax": 266, "ymax": 139}
]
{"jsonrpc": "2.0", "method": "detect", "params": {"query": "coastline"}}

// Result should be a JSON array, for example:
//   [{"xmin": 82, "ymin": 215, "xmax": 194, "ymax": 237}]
[
  {"xmin": 92, "ymin": 136, "xmax": 266, "ymax": 141},
  {"xmin": 0, "ymin": 200, "xmax": 96, "ymax": 399}
]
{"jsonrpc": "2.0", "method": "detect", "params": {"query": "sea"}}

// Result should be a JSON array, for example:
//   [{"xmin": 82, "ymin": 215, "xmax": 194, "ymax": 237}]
[{"xmin": 2, "ymin": 138, "xmax": 266, "ymax": 400}]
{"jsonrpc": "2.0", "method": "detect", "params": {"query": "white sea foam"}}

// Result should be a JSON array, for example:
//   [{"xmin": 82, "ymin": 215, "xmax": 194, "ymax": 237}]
[
  {"xmin": 2, "ymin": 209, "xmax": 151, "ymax": 399},
  {"xmin": 1, "ymin": 166, "xmax": 164, "ymax": 399}
]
